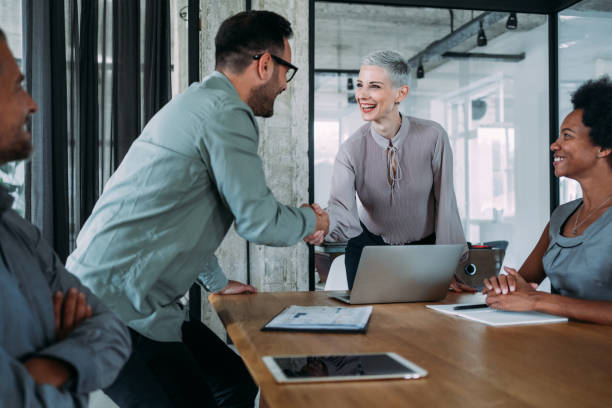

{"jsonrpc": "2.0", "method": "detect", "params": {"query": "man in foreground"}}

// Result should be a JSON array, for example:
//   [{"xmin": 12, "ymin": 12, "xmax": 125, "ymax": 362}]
[
  {"xmin": 67, "ymin": 10, "xmax": 329, "ymax": 408},
  {"xmin": 0, "ymin": 28, "xmax": 131, "ymax": 407}
]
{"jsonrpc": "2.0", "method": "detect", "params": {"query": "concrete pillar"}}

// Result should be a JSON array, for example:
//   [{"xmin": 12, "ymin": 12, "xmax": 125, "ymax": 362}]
[
  {"xmin": 249, "ymin": 0, "xmax": 311, "ymax": 292},
  {"xmin": 170, "ymin": 0, "xmax": 189, "ymax": 95},
  {"xmin": 197, "ymin": 0, "xmax": 311, "ymax": 339}
]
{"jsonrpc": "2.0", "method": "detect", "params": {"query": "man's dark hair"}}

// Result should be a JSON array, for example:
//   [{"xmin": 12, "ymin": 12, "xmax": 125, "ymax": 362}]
[
  {"xmin": 572, "ymin": 76, "xmax": 612, "ymax": 162},
  {"xmin": 215, "ymin": 11, "xmax": 292, "ymax": 74}
]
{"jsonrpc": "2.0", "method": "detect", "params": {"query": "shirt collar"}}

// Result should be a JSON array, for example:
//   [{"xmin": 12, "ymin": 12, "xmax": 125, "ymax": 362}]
[
  {"xmin": 208, "ymin": 71, "xmax": 256, "ymax": 118},
  {"xmin": 0, "ymin": 183, "xmax": 14, "ymax": 214},
  {"xmin": 370, "ymin": 114, "xmax": 410, "ymax": 149}
]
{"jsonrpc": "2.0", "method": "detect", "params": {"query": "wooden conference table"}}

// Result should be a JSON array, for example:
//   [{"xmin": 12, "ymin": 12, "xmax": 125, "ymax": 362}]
[{"xmin": 210, "ymin": 291, "xmax": 612, "ymax": 407}]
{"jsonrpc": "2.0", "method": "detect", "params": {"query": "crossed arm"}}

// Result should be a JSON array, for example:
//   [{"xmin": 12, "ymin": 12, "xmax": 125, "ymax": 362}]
[
  {"xmin": 483, "ymin": 223, "xmax": 612, "ymax": 325},
  {"xmin": 23, "ymin": 288, "xmax": 94, "ymax": 388},
  {"xmin": 1, "ymin": 217, "xmax": 131, "ymax": 407}
]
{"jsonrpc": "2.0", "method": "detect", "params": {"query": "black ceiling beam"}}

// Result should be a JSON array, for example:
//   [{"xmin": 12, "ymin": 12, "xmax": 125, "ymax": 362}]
[
  {"xmin": 316, "ymin": 0, "xmax": 577, "ymax": 14},
  {"xmin": 442, "ymin": 52, "xmax": 526, "ymax": 62},
  {"xmin": 315, "ymin": 68, "xmax": 361, "ymax": 75}
]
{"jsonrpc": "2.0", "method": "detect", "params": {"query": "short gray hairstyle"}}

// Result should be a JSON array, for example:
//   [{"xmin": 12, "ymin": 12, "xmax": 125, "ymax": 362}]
[{"xmin": 361, "ymin": 50, "xmax": 409, "ymax": 88}]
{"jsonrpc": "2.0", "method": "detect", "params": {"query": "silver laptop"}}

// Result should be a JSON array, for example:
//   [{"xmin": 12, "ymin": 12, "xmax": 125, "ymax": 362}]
[{"xmin": 331, "ymin": 245, "xmax": 464, "ymax": 304}]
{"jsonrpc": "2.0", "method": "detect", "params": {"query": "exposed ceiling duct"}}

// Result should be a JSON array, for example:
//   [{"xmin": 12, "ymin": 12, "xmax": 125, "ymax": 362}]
[
  {"xmin": 315, "ymin": 4, "xmax": 547, "ymax": 72},
  {"xmin": 406, "ymin": 12, "xmax": 508, "ymax": 69}
]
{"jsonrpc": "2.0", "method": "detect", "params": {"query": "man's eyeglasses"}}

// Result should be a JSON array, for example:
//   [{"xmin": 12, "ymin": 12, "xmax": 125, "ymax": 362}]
[{"xmin": 253, "ymin": 53, "xmax": 298, "ymax": 83}]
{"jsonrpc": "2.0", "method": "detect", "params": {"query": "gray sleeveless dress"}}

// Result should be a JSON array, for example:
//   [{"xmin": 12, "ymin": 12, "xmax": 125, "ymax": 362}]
[{"xmin": 543, "ymin": 198, "xmax": 612, "ymax": 301}]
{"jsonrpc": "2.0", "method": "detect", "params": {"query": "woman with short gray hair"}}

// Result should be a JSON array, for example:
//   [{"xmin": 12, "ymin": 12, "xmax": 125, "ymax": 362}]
[{"xmin": 307, "ymin": 50, "xmax": 471, "ymax": 292}]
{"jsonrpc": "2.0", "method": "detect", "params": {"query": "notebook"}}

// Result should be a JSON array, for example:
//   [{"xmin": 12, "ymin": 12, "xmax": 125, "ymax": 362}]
[
  {"xmin": 262, "ymin": 305, "xmax": 373, "ymax": 333},
  {"xmin": 426, "ymin": 303, "xmax": 568, "ymax": 326}
]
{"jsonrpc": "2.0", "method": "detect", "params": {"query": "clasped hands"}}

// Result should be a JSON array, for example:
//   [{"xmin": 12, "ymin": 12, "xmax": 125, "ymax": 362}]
[
  {"xmin": 24, "ymin": 288, "xmax": 93, "ymax": 388},
  {"xmin": 302, "ymin": 203, "xmax": 329, "ymax": 245},
  {"xmin": 482, "ymin": 267, "xmax": 540, "ymax": 311}
]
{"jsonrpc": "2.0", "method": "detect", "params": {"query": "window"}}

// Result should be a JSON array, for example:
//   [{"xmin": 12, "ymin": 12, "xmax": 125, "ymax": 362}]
[
  {"xmin": 558, "ymin": 0, "xmax": 612, "ymax": 204},
  {"xmin": 314, "ymin": 4, "xmax": 550, "ymax": 269},
  {"xmin": 0, "ymin": 0, "xmax": 25, "ymax": 216}
]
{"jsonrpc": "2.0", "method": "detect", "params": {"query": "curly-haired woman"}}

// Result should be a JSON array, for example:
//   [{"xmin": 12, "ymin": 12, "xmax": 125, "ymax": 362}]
[{"xmin": 483, "ymin": 76, "xmax": 612, "ymax": 325}]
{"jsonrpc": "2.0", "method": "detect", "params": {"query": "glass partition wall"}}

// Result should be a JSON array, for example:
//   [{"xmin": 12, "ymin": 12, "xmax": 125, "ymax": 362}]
[
  {"xmin": 314, "ymin": 3, "xmax": 550, "ymax": 274},
  {"xmin": 558, "ymin": 0, "xmax": 612, "ymax": 204}
]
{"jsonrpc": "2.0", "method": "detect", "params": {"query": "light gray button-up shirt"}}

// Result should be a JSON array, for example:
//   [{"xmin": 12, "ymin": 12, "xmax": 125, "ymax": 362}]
[
  {"xmin": 0, "ymin": 185, "xmax": 131, "ymax": 407},
  {"xmin": 66, "ymin": 71, "xmax": 315, "ymax": 342}
]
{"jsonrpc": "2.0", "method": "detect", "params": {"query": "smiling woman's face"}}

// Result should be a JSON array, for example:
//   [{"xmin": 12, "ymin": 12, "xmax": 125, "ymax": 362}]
[
  {"xmin": 355, "ymin": 65, "xmax": 399, "ymax": 123},
  {"xmin": 550, "ymin": 109, "xmax": 601, "ymax": 179}
]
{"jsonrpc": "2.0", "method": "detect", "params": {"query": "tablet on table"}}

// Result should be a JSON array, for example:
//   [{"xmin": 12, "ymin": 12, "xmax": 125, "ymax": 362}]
[{"xmin": 262, "ymin": 352, "xmax": 427, "ymax": 383}]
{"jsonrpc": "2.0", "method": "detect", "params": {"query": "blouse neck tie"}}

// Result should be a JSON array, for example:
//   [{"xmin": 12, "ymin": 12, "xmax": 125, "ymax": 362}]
[{"xmin": 386, "ymin": 140, "xmax": 402, "ymax": 205}]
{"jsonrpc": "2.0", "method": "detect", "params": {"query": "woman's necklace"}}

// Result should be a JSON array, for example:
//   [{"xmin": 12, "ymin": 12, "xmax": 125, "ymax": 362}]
[{"xmin": 573, "ymin": 194, "xmax": 612, "ymax": 235}]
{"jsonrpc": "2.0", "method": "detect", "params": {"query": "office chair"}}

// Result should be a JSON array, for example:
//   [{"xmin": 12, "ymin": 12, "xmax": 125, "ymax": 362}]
[
  {"xmin": 482, "ymin": 240, "xmax": 509, "ymax": 251},
  {"xmin": 324, "ymin": 255, "xmax": 348, "ymax": 291}
]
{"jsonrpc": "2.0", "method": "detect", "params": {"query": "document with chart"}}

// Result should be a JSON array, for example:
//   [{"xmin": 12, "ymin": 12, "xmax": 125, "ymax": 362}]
[
  {"xmin": 426, "ymin": 304, "xmax": 568, "ymax": 326},
  {"xmin": 262, "ymin": 305, "xmax": 373, "ymax": 333}
]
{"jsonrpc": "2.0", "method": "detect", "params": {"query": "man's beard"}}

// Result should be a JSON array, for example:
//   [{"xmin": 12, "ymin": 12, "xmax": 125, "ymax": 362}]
[
  {"xmin": 0, "ymin": 125, "xmax": 33, "ymax": 164},
  {"xmin": 0, "ymin": 138, "xmax": 32, "ymax": 164},
  {"xmin": 248, "ymin": 77, "xmax": 279, "ymax": 118}
]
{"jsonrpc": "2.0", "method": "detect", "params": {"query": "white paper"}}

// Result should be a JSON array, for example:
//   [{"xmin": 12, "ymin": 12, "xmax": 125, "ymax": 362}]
[
  {"xmin": 426, "ymin": 304, "xmax": 568, "ymax": 327},
  {"xmin": 265, "ymin": 305, "xmax": 373, "ymax": 330}
]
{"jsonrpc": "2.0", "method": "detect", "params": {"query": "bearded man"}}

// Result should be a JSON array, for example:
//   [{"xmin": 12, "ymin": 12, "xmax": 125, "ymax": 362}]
[
  {"xmin": 0, "ymin": 28, "xmax": 130, "ymax": 407},
  {"xmin": 66, "ymin": 10, "xmax": 329, "ymax": 408}
]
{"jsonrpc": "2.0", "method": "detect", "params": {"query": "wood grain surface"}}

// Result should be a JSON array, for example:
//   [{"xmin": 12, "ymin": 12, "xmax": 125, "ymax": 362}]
[{"xmin": 210, "ymin": 291, "xmax": 612, "ymax": 408}]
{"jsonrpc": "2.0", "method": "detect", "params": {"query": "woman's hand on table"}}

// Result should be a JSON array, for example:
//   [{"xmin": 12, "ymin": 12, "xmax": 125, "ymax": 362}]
[
  {"xmin": 483, "ymin": 267, "xmax": 540, "ymax": 311},
  {"xmin": 485, "ymin": 290, "xmax": 541, "ymax": 312},
  {"xmin": 449, "ymin": 275, "xmax": 477, "ymax": 293},
  {"xmin": 482, "ymin": 267, "xmax": 538, "ymax": 295}
]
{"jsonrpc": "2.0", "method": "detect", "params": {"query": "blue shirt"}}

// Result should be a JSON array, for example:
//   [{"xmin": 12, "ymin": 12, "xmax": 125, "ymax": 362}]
[
  {"xmin": 66, "ymin": 71, "xmax": 316, "ymax": 342},
  {"xmin": 0, "ymin": 185, "xmax": 131, "ymax": 407}
]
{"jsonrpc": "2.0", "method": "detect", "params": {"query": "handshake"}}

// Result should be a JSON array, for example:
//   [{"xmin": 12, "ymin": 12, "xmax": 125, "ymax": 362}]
[{"xmin": 301, "ymin": 203, "xmax": 329, "ymax": 245}]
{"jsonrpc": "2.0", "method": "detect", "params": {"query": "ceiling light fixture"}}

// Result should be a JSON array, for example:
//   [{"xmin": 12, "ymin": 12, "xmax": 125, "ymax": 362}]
[
  {"xmin": 506, "ymin": 13, "xmax": 518, "ymax": 30},
  {"xmin": 477, "ymin": 20, "xmax": 487, "ymax": 47},
  {"xmin": 416, "ymin": 61, "xmax": 424, "ymax": 79}
]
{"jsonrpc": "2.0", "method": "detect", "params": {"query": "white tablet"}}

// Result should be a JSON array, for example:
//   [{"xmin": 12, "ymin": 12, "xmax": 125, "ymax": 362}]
[{"xmin": 262, "ymin": 352, "xmax": 427, "ymax": 383}]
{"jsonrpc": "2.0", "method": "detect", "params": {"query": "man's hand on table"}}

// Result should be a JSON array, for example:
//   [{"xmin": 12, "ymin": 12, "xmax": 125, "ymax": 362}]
[{"xmin": 215, "ymin": 280, "xmax": 258, "ymax": 295}]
